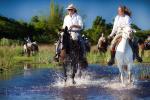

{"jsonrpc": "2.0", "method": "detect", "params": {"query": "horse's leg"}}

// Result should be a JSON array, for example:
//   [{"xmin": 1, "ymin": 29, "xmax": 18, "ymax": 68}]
[
  {"xmin": 128, "ymin": 63, "xmax": 132, "ymax": 83},
  {"xmin": 63, "ymin": 63, "xmax": 67, "ymax": 82},
  {"xmin": 78, "ymin": 64, "xmax": 82, "ymax": 78},
  {"xmin": 141, "ymin": 47, "xmax": 144, "ymax": 59},
  {"xmin": 27, "ymin": 48, "xmax": 30, "ymax": 57},
  {"xmin": 71, "ymin": 63, "xmax": 77, "ymax": 84},
  {"xmin": 120, "ymin": 73, "xmax": 124, "ymax": 85},
  {"xmin": 118, "ymin": 64, "xmax": 125, "ymax": 85}
]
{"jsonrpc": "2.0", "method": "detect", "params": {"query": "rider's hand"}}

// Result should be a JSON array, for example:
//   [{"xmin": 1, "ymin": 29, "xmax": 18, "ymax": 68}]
[
  {"xmin": 70, "ymin": 25, "xmax": 75, "ymax": 29},
  {"xmin": 70, "ymin": 25, "xmax": 81, "ymax": 29},
  {"xmin": 108, "ymin": 35, "xmax": 112, "ymax": 39}
]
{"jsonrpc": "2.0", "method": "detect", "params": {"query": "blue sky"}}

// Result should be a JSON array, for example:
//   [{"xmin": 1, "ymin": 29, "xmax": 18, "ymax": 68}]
[{"xmin": 0, "ymin": 0, "xmax": 150, "ymax": 30}]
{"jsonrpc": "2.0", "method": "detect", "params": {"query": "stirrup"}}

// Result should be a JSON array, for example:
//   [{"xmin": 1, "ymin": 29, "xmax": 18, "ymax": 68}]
[{"xmin": 53, "ymin": 55, "xmax": 59, "ymax": 62}]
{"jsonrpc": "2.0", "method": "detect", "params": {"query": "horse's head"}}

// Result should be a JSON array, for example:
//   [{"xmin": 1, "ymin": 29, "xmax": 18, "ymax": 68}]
[
  {"xmin": 123, "ymin": 26, "xmax": 134, "ymax": 39},
  {"xmin": 59, "ymin": 26, "xmax": 71, "ymax": 54}
]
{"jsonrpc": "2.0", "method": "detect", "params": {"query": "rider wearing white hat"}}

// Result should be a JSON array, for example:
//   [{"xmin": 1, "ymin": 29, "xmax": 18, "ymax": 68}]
[
  {"xmin": 54, "ymin": 4, "xmax": 86, "ymax": 61},
  {"xmin": 63, "ymin": 4, "xmax": 83, "ymax": 40}
]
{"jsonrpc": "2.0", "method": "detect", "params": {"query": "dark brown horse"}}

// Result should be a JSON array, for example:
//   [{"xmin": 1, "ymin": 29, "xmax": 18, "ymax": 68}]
[{"xmin": 59, "ymin": 27, "xmax": 88, "ymax": 84}]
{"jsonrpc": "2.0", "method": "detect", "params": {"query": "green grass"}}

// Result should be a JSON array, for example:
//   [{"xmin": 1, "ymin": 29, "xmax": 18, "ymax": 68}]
[
  {"xmin": 13, "ymin": 45, "xmax": 59, "ymax": 67},
  {"xmin": 0, "ymin": 44, "xmax": 150, "ymax": 71},
  {"xmin": 0, "ymin": 46, "xmax": 17, "ymax": 70},
  {"xmin": 87, "ymin": 52, "xmax": 110, "ymax": 64}
]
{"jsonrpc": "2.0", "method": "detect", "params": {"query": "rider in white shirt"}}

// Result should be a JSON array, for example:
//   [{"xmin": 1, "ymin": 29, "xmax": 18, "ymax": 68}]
[
  {"xmin": 54, "ymin": 4, "xmax": 86, "ymax": 61},
  {"xmin": 107, "ymin": 6, "xmax": 142, "ymax": 65}
]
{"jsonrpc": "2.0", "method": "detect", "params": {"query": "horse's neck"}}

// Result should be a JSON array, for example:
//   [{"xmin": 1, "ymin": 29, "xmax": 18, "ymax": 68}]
[{"xmin": 117, "ymin": 37, "xmax": 129, "ymax": 53}]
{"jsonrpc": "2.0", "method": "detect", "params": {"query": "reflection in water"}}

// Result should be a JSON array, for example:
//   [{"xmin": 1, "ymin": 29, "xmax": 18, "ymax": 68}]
[
  {"xmin": 24, "ymin": 63, "xmax": 32, "ymax": 77},
  {"xmin": 0, "ymin": 64, "xmax": 149, "ymax": 100}
]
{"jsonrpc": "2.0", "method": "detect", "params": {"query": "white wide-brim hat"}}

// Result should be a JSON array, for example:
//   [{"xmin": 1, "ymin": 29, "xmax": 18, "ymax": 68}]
[{"xmin": 66, "ymin": 4, "xmax": 76, "ymax": 10}]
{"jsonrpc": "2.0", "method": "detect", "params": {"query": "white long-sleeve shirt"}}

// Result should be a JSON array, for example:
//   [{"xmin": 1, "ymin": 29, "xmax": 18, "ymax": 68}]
[
  {"xmin": 62, "ymin": 13, "xmax": 83, "ymax": 31},
  {"xmin": 110, "ymin": 15, "xmax": 132, "ymax": 37}
]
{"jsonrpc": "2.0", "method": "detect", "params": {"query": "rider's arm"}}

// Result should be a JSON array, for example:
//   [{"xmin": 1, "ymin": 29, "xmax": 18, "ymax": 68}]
[
  {"xmin": 109, "ymin": 16, "xmax": 119, "ymax": 37},
  {"xmin": 62, "ymin": 16, "xmax": 67, "ymax": 29},
  {"xmin": 125, "ymin": 15, "xmax": 132, "ymax": 27}
]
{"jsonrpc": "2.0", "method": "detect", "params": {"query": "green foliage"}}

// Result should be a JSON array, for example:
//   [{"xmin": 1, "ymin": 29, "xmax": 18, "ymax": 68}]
[
  {"xmin": 48, "ymin": 0, "xmax": 64, "ymax": 33},
  {"xmin": 84, "ymin": 16, "xmax": 112, "ymax": 44},
  {"xmin": 0, "ymin": 1, "xmax": 149, "ymax": 44},
  {"xmin": 135, "ymin": 30, "xmax": 150, "ymax": 40},
  {"xmin": 131, "ymin": 24, "xmax": 141, "ymax": 31}
]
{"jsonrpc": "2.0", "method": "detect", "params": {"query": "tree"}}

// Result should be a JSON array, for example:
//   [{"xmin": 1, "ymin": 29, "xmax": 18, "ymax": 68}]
[
  {"xmin": 131, "ymin": 24, "xmax": 141, "ymax": 31},
  {"xmin": 48, "ymin": 0, "xmax": 64, "ymax": 32},
  {"xmin": 84, "ymin": 16, "xmax": 112, "ymax": 44}
]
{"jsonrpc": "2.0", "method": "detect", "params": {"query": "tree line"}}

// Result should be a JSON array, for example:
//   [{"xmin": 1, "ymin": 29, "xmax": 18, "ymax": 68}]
[{"xmin": 0, "ymin": 0, "xmax": 149, "ymax": 44}]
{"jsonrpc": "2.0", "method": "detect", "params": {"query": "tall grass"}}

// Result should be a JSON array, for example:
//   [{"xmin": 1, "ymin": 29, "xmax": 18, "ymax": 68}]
[
  {"xmin": 0, "ymin": 43, "xmax": 150, "ymax": 71},
  {"xmin": 86, "ymin": 45, "xmax": 110, "ymax": 64},
  {"xmin": 0, "ymin": 38, "xmax": 22, "ymax": 46},
  {"xmin": 33, "ymin": 45, "xmax": 55, "ymax": 64},
  {"xmin": 0, "ymin": 46, "xmax": 22, "ymax": 70}
]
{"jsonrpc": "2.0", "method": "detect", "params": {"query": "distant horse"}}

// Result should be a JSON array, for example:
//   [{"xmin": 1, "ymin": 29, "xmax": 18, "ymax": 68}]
[
  {"xmin": 23, "ymin": 41, "xmax": 39, "ymax": 57},
  {"xmin": 59, "ymin": 27, "xmax": 88, "ymax": 84},
  {"xmin": 138, "ymin": 39, "xmax": 145, "ymax": 59},
  {"xmin": 138, "ymin": 38, "xmax": 150, "ymax": 59},
  {"xmin": 115, "ymin": 27, "xmax": 134, "ymax": 85},
  {"xmin": 97, "ymin": 34, "xmax": 109, "ymax": 53}
]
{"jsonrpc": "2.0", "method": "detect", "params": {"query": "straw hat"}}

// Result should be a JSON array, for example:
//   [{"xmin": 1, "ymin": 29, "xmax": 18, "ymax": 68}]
[{"xmin": 66, "ymin": 4, "xmax": 76, "ymax": 10}]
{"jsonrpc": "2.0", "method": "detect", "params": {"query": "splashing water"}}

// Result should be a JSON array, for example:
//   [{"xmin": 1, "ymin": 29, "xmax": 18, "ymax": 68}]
[{"xmin": 52, "ymin": 69, "xmax": 136, "ymax": 90}]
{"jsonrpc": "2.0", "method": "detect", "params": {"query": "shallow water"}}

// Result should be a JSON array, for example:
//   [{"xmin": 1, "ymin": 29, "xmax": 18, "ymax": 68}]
[{"xmin": 0, "ymin": 64, "xmax": 150, "ymax": 100}]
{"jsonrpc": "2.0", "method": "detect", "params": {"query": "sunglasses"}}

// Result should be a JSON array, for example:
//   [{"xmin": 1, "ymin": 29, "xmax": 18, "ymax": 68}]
[{"xmin": 68, "ymin": 9, "xmax": 74, "ymax": 11}]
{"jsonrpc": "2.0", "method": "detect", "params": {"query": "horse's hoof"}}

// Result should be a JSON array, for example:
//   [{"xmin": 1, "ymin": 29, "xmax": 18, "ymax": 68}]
[
  {"xmin": 64, "ymin": 77, "xmax": 67, "ymax": 82},
  {"xmin": 107, "ymin": 59, "xmax": 115, "ymax": 66},
  {"xmin": 72, "ymin": 80, "xmax": 76, "ymax": 84}
]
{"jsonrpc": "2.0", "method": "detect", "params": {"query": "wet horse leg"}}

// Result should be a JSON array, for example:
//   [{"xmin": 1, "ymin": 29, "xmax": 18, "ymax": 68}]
[
  {"xmin": 71, "ymin": 63, "xmax": 77, "ymax": 84},
  {"xmin": 128, "ymin": 63, "xmax": 132, "ymax": 83},
  {"xmin": 78, "ymin": 67, "xmax": 82, "ymax": 78},
  {"xmin": 63, "ymin": 63, "xmax": 67, "ymax": 82},
  {"xmin": 118, "ymin": 64, "xmax": 125, "ymax": 85}
]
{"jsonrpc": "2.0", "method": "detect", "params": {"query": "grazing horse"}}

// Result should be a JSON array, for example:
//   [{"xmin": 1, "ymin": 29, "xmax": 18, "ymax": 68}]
[
  {"xmin": 23, "ymin": 41, "xmax": 39, "ymax": 57},
  {"xmin": 115, "ymin": 26, "xmax": 134, "ymax": 85},
  {"xmin": 59, "ymin": 27, "xmax": 88, "ymax": 84}
]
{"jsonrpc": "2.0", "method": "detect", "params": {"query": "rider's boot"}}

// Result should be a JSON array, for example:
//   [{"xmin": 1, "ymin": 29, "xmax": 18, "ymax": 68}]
[
  {"xmin": 129, "ymin": 40, "xmax": 143, "ymax": 62},
  {"xmin": 53, "ymin": 54, "xmax": 59, "ymax": 62},
  {"xmin": 107, "ymin": 49, "xmax": 115, "ymax": 66}
]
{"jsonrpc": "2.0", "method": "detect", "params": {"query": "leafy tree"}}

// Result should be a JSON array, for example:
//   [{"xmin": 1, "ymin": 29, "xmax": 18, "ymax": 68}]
[{"xmin": 84, "ymin": 16, "xmax": 112, "ymax": 44}]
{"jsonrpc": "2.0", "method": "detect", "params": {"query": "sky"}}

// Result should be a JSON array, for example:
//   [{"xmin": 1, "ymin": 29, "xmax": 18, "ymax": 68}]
[{"xmin": 0, "ymin": 0, "xmax": 150, "ymax": 30}]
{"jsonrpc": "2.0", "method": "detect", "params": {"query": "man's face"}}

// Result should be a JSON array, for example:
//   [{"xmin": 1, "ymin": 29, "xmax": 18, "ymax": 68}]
[{"xmin": 68, "ymin": 9, "xmax": 74, "ymax": 16}]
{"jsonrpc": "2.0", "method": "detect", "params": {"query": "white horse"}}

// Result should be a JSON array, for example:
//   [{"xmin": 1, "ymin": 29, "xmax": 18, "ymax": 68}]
[{"xmin": 115, "ymin": 26, "xmax": 134, "ymax": 85}]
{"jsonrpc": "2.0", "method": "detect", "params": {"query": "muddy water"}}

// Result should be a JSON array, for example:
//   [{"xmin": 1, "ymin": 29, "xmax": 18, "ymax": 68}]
[{"xmin": 0, "ymin": 64, "xmax": 149, "ymax": 100}]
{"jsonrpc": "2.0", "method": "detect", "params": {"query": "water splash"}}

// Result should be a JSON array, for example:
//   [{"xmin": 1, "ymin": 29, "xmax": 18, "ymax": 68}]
[{"xmin": 51, "ymin": 70, "xmax": 136, "ymax": 90}]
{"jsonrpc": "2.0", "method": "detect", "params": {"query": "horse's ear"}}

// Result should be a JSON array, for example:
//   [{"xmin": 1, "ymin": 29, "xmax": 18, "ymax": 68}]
[{"xmin": 65, "ymin": 26, "xmax": 68, "ymax": 31}]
